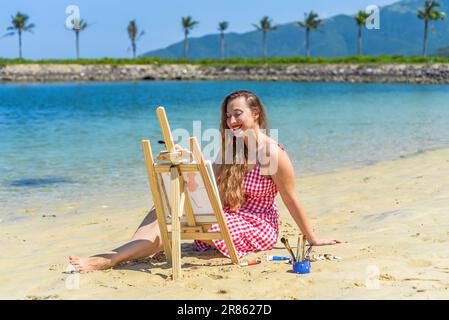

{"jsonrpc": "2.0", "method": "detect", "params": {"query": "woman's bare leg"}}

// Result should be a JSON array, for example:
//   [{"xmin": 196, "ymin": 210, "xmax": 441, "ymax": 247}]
[{"xmin": 69, "ymin": 209, "xmax": 164, "ymax": 271}]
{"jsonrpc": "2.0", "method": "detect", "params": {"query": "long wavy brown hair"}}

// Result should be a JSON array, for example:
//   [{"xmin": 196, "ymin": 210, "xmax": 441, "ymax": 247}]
[{"xmin": 216, "ymin": 90, "xmax": 268, "ymax": 210}]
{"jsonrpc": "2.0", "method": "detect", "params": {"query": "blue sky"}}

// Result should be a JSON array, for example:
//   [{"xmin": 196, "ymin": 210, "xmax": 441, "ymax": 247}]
[{"xmin": 1, "ymin": 0, "xmax": 399, "ymax": 59}]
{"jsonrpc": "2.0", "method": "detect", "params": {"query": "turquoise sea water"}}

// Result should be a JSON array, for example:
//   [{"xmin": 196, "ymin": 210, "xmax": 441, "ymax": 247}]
[{"xmin": 1, "ymin": 81, "xmax": 449, "ymax": 222}]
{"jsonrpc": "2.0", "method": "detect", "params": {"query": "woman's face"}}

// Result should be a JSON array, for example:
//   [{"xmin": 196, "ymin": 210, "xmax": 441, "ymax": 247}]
[{"xmin": 226, "ymin": 97, "xmax": 259, "ymax": 137}]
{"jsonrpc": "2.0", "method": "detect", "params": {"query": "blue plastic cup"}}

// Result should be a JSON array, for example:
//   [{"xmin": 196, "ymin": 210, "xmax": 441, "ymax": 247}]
[{"xmin": 292, "ymin": 260, "xmax": 311, "ymax": 274}]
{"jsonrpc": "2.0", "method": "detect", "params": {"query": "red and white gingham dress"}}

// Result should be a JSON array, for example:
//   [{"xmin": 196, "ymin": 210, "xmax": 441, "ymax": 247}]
[{"xmin": 193, "ymin": 163, "xmax": 280, "ymax": 258}]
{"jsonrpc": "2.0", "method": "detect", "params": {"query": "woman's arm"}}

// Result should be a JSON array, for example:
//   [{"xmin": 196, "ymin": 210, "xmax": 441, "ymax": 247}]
[{"xmin": 270, "ymin": 146, "xmax": 341, "ymax": 246}]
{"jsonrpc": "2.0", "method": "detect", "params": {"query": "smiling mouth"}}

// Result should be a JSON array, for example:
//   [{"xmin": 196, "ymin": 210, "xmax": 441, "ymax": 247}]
[{"xmin": 230, "ymin": 125, "xmax": 242, "ymax": 131}]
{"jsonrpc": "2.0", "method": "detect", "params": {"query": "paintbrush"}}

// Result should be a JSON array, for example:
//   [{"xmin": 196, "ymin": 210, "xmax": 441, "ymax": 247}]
[
  {"xmin": 298, "ymin": 235, "xmax": 304, "ymax": 262},
  {"xmin": 302, "ymin": 239, "xmax": 307, "ymax": 262},
  {"xmin": 304, "ymin": 244, "xmax": 313, "ymax": 261},
  {"xmin": 280, "ymin": 237, "xmax": 296, "ymax": 262},
  {"xmin": 295, "ymin": 236, "xmax": 300, "ymax": 263},
  {"xmin": 296, "ymin": 234, "xmax": 303, "ymax": 262}
]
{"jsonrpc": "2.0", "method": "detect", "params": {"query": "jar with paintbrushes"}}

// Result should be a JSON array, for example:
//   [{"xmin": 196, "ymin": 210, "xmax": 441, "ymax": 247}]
[{"xmin": 281, "ymin": 235, "xmax": 311, "ymax": 274}]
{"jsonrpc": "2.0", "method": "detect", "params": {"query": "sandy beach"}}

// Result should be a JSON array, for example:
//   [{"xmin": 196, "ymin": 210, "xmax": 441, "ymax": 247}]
[{"xmin": 1, "ymin": 147, "xmax": 448, "ymax": 300}]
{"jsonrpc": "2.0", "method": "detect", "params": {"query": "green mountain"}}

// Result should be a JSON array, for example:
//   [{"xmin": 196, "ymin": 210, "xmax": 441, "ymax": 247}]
[{"xmin": 142, "ymin": 0, "xmax": 449, "ymax": 58}]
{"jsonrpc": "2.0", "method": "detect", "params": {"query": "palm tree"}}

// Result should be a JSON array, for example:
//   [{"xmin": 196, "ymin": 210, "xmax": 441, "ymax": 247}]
[
  {"xmin": 4, "ymin": 12, "xmax": 35, "ymax": 59},
  {"xmin": 127, "ymin": 20, "xmax": 145, "ymax": 59},
  {"xmin": 73, "ymin": 18, "xmax": 88, "ymax": 59},
  {"xmin": 298, "ymin": 11, "xmax": 322, "ymax": 58},
  {"xmin": 355, "ymin": 11, "xmax": 370, "ymax": 56},
  {"xmin": 218, "ymin": 21, "xmax": 229, "ymax": 59},
  {"xmin": 181, "ymin": 16, "xmax": 199, "ymax": 59},
  {"xmin": 252, "ymin": 16, "xmax": 276, "ymax": 58},
  {"xmin": 418, "ymin": 0, "xmax": 446, "ymax": 56}
]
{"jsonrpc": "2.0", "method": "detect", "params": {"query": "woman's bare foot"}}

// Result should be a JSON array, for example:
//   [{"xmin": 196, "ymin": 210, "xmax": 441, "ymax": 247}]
[
  {"xmin": 67, "ymin": 208, "xmax": 163, "ymax": 272},
  {"xmin": 69, "ymin": 255, "xmax": 114, "ymax": 272}
]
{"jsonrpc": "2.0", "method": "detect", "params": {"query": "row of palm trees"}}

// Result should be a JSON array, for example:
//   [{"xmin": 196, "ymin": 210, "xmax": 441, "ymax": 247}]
[
  {"xmin": 1, "ymin": 12, "xmax": 147, "ymax": 59},
  {"xmin": 249, "ymin": 0, "xmax": 446, "ymax": 58},
  {"xmin": 2, "ymin": 1, "xmax": 447, "ymax": 59}
]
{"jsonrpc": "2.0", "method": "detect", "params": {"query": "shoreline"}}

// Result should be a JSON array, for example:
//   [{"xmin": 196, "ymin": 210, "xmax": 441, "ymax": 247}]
[
  {"xmin": 2, "ymin": 63, "xmax": 449, "ymax": 84},
  {"xmin": 298, "ymin": 145, "xmax": 443, "ymax": 179},
  {"xmin": 1, "ymin": 146, "xmax": 448, "ymax": 299}
]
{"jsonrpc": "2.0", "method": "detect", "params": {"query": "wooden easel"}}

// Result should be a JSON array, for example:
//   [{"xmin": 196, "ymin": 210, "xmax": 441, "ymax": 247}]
[{"xmin": 141, "ymin": 107, "xmax": 239, "ymax": 280}]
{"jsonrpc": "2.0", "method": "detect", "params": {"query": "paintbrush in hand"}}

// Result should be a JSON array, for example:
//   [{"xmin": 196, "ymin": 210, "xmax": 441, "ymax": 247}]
[{"xmin": 281, "ymin": 237, "xmax": 296, "ymax": 262}]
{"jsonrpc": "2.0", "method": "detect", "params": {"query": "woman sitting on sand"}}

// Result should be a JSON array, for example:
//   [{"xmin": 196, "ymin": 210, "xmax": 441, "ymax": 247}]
[{"xmin": 69, "ymin": 90, "xmax": 341, "ymax": 271}]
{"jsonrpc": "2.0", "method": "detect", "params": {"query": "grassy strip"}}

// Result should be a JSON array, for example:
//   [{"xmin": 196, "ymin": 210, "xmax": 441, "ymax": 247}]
[{"xmin": 1, "ymin": 56, "xmax": 449, "ymax": 67}]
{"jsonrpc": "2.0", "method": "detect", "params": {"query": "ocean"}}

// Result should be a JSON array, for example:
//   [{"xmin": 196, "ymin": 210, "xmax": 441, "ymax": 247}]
[{"xmin": 1, "ymin": 81, "xmax": 449, "ymax": 222}]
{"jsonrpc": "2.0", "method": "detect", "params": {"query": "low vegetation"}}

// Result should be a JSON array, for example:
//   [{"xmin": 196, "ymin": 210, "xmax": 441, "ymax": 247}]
[{"xmin": 1, "ymin": 56, "xmax": 449, "ymax": 68}]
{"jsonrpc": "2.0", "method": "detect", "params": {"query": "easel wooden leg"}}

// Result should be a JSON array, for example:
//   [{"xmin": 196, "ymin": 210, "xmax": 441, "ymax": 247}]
[
  {"xmin": 170, "ymin": 167, "xmax": 182, "ymax": 280},
  {"xmin": 141, "ymin": 140, "xmax": 173, "ymax": 264}
]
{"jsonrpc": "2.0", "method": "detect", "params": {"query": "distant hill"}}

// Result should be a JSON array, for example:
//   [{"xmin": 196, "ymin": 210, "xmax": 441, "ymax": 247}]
[{"xmin": 142, "ymin": 0, "xmax": 449, "ymax": 59}]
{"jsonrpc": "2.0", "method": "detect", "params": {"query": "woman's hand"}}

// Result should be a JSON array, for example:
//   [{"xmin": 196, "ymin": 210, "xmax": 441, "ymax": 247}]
[
  {"xmin": 308, "ymin": 237, "xmax": 342, "ymax": 246},
  {"xmin": 174, "ymin": 144, "xmax": 192, "ymax": 156},
  {"xmin": 175, "ymin": 144, "xmax": 191, "ymax": 153},
  {"xmin": 174, "ymin": 144, "xmax": 186, "ymax": 151}
]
